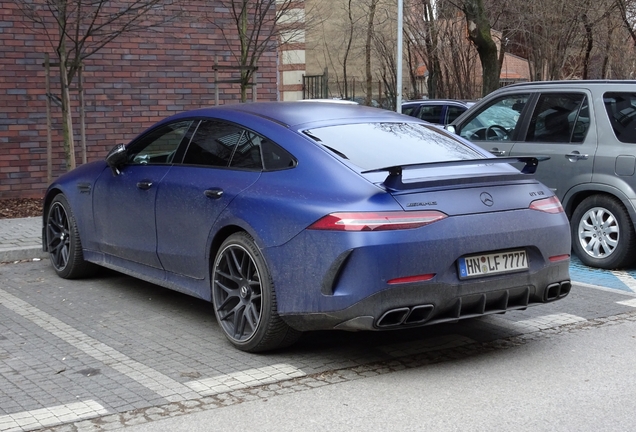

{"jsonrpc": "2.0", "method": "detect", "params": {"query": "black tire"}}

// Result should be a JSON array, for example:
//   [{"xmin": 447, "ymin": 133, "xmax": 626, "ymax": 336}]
[
  {"xmin": 571, "ymin": 195, "xmax": 636, "ymax": 269},
  {"xmin": 211, "ymin": 232, "xmax": 301, "ymax": 352},
  {"xmin": 45, "ymin": 194, "xmax": 96, "ymax": 279}
]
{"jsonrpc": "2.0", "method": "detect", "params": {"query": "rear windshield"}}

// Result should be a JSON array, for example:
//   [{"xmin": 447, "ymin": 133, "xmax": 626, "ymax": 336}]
[{"xmin": 304, "ymin": 122, "xmax": 483, "ymax": 170}]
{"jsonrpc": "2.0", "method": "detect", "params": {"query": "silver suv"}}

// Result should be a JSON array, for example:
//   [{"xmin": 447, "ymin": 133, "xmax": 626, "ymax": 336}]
[{"xmin": 449, "ymin": 80, "xmax": 636, "ymax": 269}]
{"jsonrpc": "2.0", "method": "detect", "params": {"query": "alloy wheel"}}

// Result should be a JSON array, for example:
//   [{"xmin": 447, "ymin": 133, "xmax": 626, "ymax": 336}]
[
  {"xmin": 47, "ymin": 202, "xmax": 71, "ymax": 271},
  {"xmin": 213, "ymin": 244, "xmax": 263, "ymax": 342},
  {"xmin": 577, "ymin": 206, "xmax": 619, "ymax": 259}
]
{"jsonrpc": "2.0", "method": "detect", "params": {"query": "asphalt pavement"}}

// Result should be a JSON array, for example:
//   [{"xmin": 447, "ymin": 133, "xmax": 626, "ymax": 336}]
[{"xmin": 2, "ymin": 217, "xmax": 636, "ymax": 431}]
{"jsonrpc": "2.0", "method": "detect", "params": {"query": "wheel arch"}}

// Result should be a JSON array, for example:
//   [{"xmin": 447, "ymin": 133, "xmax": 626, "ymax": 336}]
[{"xmin": 562, "ymin": 184, "xmax": 636, "ymax": 230}]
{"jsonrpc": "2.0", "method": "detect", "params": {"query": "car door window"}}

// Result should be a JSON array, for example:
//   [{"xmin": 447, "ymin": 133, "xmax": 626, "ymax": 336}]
[
  {"xmin": 446, "ymin": 105, "xmax": 467, "ymax": 124},
  {"xmin": 459, "ymin": 94, "xmax": 529, "ymax": 141},
  {"xmin": 182, "ymin": 120, "xmax": 263, "ymax": 170},
  {"xmin": 525, "ymin": 93, "xmax": 588, "ymax": 143},
  {"xmin": 127, "ymin": 120, "xmax": 193, "ymax": 165},
  {"xmin": 418, "ymin": 105, "xmax": 443, "ymax": 123},
  {"xmin": 603, "ymin": 92, "xmax": 636, "ymax": 143}
]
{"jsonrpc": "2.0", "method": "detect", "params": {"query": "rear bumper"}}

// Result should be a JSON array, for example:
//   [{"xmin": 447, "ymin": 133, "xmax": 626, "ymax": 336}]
[{"xmin": 281, "ymin": 260, "xmax": 570, "ymax": 332}]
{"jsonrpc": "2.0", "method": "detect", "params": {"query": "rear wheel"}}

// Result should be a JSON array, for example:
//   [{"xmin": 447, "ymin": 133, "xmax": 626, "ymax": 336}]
[
  {"xmin": 571, "ymin": 195, "xmax": 636, "ymax": 269},
  {"xmin": 45, "ymin": 194, "xmax": 96, "ymax": 279},
  {"xmin": 211, "ymin": 232, "xmax": 301, "ymax": 352}
]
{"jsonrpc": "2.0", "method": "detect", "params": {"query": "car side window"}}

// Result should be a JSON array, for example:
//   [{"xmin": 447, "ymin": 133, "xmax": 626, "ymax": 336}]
[
  {"xmin": 603, "ymin": 92, "xmax": 636, "ymax": 143},
  {"xmin": 182, "ymin": 120, "xmax": 263, "ymax": 170},
  {"xmin": 127, "ymin": 120, "xmax": 192, "ymax": 165},
  {"xmin": 459, "ymin": 94, "xmax": 529, "ymax": 141},
  {"xmin": 525, "ymin": 93, "xmax": 588, "ymax": 143},
  {"xmin": 418, "ymin": 105, "xmax": 443, "ymax": 123},
  {"xmin": 446, "ymin": 105, "xmax": 466, "ymax": 124}
]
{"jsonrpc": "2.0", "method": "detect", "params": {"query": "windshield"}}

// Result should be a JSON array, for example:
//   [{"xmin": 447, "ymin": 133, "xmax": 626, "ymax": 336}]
[{"xmin": 304, "ymin": 122, "xmax": 483, "ymax": 171}]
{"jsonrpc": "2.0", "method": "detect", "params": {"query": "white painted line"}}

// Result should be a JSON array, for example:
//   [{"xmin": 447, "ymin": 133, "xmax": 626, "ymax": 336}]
[
  {"xmin": 571, "ymin": 280, "xmax": 636, "ymax": 297},
  {"xmin": 378, "ymin": 335, "xmax": 476, "ymax": 358},
  {"xmin": 617, "ymin": 298, "xmax": 636, "ymax": 308},
  {"xmin": 512, "ymin": 313, "xmax": 586, "ymax": 331},
  {"xmin": 0, "ymin": 400, "xmax": 107, "ymax": 432},
  {"xmin": 610, "ymin": 270, "xmax": 636, "ymax": 293},
  {"xmin": 0, "ymin": 288, "xmax": 198, "ymax": 403},
  {"xmin": 186, "ymin": 363, "xmax": 306, "ymax": 396}
]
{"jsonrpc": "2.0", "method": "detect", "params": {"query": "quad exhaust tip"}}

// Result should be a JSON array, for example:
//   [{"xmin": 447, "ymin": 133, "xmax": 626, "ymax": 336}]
[
  {"xmin": 545, "ymin": 281, "xmax": 571, "ymax": 301},
  {"xmin": 377, "ymin": 304, "xmax": 435, "ymax": 328}
]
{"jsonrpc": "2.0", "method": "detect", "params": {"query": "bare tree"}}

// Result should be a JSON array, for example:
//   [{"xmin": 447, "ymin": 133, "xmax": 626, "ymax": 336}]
[
  {"xmin": 17, "ymin": 0, "xmax": 177, "ymax": 171},
  {"xmin": 364, "ymin": 0, "xmax": 379, "ymax": 105},
  {"xmin": 208, "ymin": 0, "xmax": 305, "ymax": 102}
]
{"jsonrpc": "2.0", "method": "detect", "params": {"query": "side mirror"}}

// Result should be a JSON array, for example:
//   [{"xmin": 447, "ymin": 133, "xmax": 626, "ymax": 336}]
[
  {"xmin": 106, "ymin": 144, "xmax": 127, "ymax": 176},
  {"xmin": 445, "ymin": 125, "xmax": 456, "ymax": 134}
]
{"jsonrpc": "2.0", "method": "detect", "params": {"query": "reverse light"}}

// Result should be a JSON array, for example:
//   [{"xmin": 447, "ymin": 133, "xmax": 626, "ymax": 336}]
[
  {"xmin": 529, "ymin": 196, "xmax": 564, "ymax": 214},
  {"xmin": 308, "ymin": 211, "xmax": 448, "ymax": 231}
]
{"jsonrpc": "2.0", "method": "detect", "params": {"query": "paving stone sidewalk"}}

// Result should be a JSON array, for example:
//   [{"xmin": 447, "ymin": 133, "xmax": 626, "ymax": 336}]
[{"xmin": 0, "ymin": 217, "xmax": 48, "ymax": 263}]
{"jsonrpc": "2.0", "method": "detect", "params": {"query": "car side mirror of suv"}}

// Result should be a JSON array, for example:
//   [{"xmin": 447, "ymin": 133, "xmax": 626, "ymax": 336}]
[
  {"xmin": 445, "ymin": 125, "xmax": 456, "ymax": 134},
  {"xmin": 105, "ymin": 144, "xmax": 127, "ymax": 176}
]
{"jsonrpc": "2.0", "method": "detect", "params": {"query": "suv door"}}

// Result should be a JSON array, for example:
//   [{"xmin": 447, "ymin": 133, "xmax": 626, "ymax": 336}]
[
  {"xmin": 510, "ymin": 91, "xmax": 596, "ymax": 198},
  {"xmin": 456, "ymin": 93, "xmax": 530, "ymax": 157}
]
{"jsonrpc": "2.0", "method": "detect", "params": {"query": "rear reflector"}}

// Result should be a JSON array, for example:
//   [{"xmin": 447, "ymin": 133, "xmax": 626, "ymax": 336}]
[
  {"xmin": 529, "ymin": 196, "xmax": 564, "ymax": 214},
  {"xmin": 549, "ymin": 254, "xmax": 570, "ymax": 262},
  {"xmin": 308, "ymin": 211, "xmax": 448, "ymax": 231},
  {"xmin": 387, "ymin": 274, "xmax": 436, "ymax": 285}
]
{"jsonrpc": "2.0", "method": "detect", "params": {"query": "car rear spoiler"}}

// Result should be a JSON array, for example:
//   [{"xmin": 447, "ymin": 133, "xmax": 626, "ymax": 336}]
[{"xmin": 361, "ymin": 156, "xmax": 549, "ymax": 191}]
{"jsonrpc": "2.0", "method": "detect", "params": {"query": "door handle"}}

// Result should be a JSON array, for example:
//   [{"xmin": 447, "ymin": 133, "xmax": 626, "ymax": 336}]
[
  {"xmin": 136, "ymin": 180, "xmax": 153, "ymax": 190},
  {"xmin": 204, "ymin": 188, "xmax": 224, "ymax": 199},
  {"xmin": 490, "ymin": 148, "xmax": 506, "ymax": 156},
  {"xmin": 565, "ymin": 151, "xmax": 589, "ymax": 161}
]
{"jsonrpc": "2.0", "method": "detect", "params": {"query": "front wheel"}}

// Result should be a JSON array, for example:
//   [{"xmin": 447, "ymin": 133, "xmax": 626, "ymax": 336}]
[
  {"xmin": 211, "ymin": 232, "xmax": 301, "ymax": 352},
  {"xmin": 45, "ymin": 194, "xmax": 96, "ymax": 279},
  {"xmin": 571, "ymin": 195, "xmax": 636, "ymax": 269}
]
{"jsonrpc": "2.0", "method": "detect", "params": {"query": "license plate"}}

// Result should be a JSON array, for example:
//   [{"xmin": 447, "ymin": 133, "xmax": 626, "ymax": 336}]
[{"xmin": 458, "ymin": 249, "xmax": 528, "ymax": 279}]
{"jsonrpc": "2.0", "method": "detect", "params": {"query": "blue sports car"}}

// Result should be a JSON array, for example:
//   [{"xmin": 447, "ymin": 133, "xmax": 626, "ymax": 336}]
[{"xmin": 42, "ymin": 102, "xmax": 571, "ymax": 352}]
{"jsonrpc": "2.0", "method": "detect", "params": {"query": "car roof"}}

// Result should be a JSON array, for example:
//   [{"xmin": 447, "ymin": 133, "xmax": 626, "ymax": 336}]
[
  {"xmin": 402, "ymin": 99, "xmax": 473, "ymax": 107},
  {"xmin": 502, "ymin": 79, "xmax": 636, "ymax": 90},
  {"xmin": 165, "ymin": 102, "xmax": 408, "ymax": 128}
]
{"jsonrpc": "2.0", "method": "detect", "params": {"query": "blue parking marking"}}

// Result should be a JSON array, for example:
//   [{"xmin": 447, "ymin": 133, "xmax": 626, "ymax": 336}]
[{"xmin": 569, "ymin": 255, "xmax": 636, "ymax": 293}]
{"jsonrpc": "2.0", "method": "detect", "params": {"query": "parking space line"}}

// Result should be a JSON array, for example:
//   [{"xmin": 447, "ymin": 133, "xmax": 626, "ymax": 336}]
[
  {"xmin": 617, "ymin": 298, "xmax": 636, "ymax": 308},
  {"xmin": 511, "ymin": 313, "xmax": 587, "ymax": 332},
  {"xmin": 185, "ymin": 364, "xmax": 306, "ymax": 396},
  {"xmin": 609, "ymin": 270, "xmax": 636, "ymax": 293},
  {"xmin": 0, "ymin": 400, "xmax": 107, "ymax": 432},
  {"xmin": 0, "ymin": 288, "xmax": 199, "ymax": 404}
]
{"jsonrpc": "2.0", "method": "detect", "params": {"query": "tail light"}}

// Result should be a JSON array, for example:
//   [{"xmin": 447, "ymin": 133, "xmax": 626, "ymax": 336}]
[
  {"xmin": 308, "ymin": 211, "xmax": 447, "ymax": 231},
  {"xmin": 529, "ymin": 196, "xmax": 564, "ymax": 214}
]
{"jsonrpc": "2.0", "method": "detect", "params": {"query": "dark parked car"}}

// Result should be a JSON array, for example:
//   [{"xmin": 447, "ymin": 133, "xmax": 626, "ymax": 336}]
[
  {"xmin": 402, "ymin": 99, "xmax": 475, "ymax": 125},
  {"xmin": 449, "ymin": 80, "xmax": 636, "ymax": 269},
  {"xmin": 43, "ymin": 102, "xmax": 571, "ymax": 352}
]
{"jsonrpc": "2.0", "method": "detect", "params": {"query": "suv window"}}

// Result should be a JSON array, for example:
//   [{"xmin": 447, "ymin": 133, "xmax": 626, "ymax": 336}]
[
  {"xmin": 525, "ymin": 93, "xmax": 588, "ymax": 143},
  {"xmin": 603, "ymin": 92, "xmax": 636, "ymax": 143},
  {"xmin": 459, "ymin": 94, "xmax": 529, "ymax": 141},
  {"xmin": 418, "ymin": 105, "xmax": 443, "ymax": 123}
]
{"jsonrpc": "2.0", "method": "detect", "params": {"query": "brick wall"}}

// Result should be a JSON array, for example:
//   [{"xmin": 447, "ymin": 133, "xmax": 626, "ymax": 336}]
[{"xmin": 0, "ymin": 1, "xmax": 279, "ymax": 199}]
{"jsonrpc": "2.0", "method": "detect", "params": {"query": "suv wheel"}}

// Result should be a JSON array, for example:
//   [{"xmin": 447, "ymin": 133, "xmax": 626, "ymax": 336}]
[{"xmin": 571, "ymin": 195, "xmax": 636, "ymax": 269}]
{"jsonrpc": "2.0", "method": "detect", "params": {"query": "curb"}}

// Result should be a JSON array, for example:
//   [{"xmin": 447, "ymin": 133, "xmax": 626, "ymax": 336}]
[{"xmin": 0, "ymin": 247, "xmax": 48, "ymax": 263}]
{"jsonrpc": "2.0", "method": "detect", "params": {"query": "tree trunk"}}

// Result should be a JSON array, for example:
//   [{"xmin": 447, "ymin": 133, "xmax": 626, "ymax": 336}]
[
  {"xmin": 59, "ymin": 42, "xmax": 76, "ymax": 171},
  {"xmin": 365, "ymin": 0, "xmax": 378, "ymax": 105},
  {"xmin": 343, "ymin": 0, "xmax": 354, "ymax": 99},
  {"xmin": 462, "ymin": 0, "xmax": 500, "ymax": 96}
]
